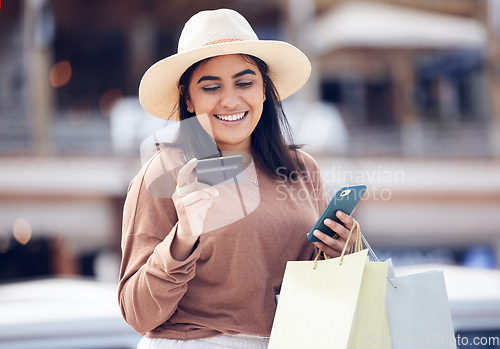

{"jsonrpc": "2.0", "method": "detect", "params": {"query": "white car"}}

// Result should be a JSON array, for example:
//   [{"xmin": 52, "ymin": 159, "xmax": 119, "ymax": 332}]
[{"xmin": 0, "ymin": 278, "xmax": 141, "ymax": 349}]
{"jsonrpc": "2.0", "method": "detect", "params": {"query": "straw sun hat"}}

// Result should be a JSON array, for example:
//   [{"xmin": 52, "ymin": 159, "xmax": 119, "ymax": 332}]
[{"xmin": 138, "ymin": 8, "xmax": 311, "ymax": 120}]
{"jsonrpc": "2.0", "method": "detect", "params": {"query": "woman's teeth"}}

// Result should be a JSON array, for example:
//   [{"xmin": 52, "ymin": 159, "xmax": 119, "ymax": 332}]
[{"xmin": 215, "ymin": 112, "xmax": 246, "ymax": 121}]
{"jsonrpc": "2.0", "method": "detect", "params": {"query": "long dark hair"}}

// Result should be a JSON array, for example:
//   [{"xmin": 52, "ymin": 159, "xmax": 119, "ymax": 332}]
[{"xmin": 172, "ymin": 54, "xmax": 304, "ymax": 179}]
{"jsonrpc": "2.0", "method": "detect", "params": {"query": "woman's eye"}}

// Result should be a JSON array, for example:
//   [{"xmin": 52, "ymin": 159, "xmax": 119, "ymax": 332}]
[
  {"xmin": 237, "ymin": 81, "xmax": 253, "ymax": 88},
  {"xmin": 202, "ymin": 85, "xmax": 220, "ymax": 92}
]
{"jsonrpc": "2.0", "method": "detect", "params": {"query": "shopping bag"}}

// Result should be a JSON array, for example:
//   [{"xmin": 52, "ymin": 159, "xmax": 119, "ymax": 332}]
[
  {"xmin": 269, "ymin": 221, "xmax": 392, "ymax": 349},
  {"xmin": 385, "ymin": 266, "xmax": 457, "ymax": 349},
  {"xmin": 354, "ymin": 260, "xmax": 392, "ymax": 349}
]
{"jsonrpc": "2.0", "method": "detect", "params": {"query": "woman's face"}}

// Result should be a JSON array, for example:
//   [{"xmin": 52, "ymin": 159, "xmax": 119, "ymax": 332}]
[{"xmin": 185, "ymin": 54, "xmax": 265, "ymax": 154}]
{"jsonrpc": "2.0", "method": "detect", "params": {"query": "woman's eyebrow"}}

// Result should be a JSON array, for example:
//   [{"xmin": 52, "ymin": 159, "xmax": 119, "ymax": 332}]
[
  {"xmin": 197, "ymin": 75, "xmax": 220, "ymax": 84},
  {"xmin": 197, "ymin": 69, "xmax": 256, "ymax": 84},
  {"xmin": 232, "ymin": 69, "xmax": 256, "ymax": 79}
]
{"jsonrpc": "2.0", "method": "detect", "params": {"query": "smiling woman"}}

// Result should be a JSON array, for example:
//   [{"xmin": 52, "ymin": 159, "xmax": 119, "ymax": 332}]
[
  {"xmin": 175, "ymin": 53, "xmax": 303, "ymax": 180},
  {"xmin": 119, "ymin": 8, "xmax": 361, "ymax": 349},
  {"xmin": 184, "ymin": 55, "xmax": 265, "ymax": 154}
]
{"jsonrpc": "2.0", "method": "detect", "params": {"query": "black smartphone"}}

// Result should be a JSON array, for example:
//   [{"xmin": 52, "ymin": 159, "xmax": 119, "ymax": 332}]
[
  {"xmin": 306, "ymin": 185, "xmax": 366, "ymax": 242},
  {"xmin": 195, "ymin": 155, "xmax": 244, "ymax": 186}
]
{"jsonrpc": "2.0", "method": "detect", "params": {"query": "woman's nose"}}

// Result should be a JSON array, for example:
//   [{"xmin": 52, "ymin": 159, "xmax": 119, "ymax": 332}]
[{"xmin": 220, "ymin": 88, "xmax": 240, "ymax": 108}]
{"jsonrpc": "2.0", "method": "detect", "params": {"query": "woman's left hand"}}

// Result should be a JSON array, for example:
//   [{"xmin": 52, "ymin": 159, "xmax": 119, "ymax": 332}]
[{"xmin": 312, "ymin": 211, "xmax": 357, "ymax": 258}]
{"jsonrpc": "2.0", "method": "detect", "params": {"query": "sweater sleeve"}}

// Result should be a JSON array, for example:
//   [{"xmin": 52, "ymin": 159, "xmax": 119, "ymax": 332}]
[{"xmin": 118, "ymin": 152, "xmax": 201, "ymax": 335}]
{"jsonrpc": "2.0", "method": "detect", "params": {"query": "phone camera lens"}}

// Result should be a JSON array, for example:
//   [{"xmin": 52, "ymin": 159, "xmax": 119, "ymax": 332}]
[{"xmin": 340, "ymin": 189, "xmax": 351, "ymax": 197}]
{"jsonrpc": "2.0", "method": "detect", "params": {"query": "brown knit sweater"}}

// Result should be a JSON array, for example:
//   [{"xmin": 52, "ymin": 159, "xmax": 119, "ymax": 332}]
[{"xmin": 118, "ymin": 148, "xmax": 327, "ymax": 340}]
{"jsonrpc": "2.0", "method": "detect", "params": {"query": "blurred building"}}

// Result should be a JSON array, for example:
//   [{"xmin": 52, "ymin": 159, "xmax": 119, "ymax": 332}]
[{"xmin": 0, "ymin": 0, "xmax": 499, "ymax": 281}]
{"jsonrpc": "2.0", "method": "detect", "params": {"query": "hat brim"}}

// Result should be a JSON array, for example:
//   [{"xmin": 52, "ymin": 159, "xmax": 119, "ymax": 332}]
[{"xmin": 138, "ymin": 40, "xmax": 311, "ymax": 120}]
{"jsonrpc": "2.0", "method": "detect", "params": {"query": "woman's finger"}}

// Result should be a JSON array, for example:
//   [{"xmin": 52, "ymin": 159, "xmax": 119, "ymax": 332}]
[
  {"xmin": 182, "ymin": 190, "xmax": 216, "ymax": 207},
  {"xmin": 313, "ymin": 229, "xmax": 341, "ymax": 247},
  {"xmin": 323, "ymin": 218, "xmax": 351, "ymax": 241},
  {"xmin": 200, "ymin": 185, "xmax": 219, "ymax": 198},
  {"xmin": 313, "ymin": 240, "xmax": 341, "ymax": 259},
  {"xmin": 337, "ymin": 211, "xmax": 353, "ymax": 229},
  {"xmin": 174, "ymin": 181, "xmax": 217, "ymax": 198},
  {"xmin": 176, "ymin": 158, "xmax": 198, "ymax": 187},
  {"xmin": 313, "ymin": 222, "xmax": 356, "ymax": 258},
  {"xmin": 313, "ymin": 229, "xmax": 344, "ymax": 250},
  {"xmin": 336, "ymin": 212, "xmax": 358, "ymax": 247}
]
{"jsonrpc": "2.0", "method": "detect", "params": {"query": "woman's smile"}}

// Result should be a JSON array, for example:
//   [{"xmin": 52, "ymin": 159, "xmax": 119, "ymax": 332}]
[{"xmin": 213, "ymin": 111, "xmax": 247, "ymax": 122}]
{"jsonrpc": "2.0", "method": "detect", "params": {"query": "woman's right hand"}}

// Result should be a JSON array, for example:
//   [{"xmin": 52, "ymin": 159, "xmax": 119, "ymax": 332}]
[{"xmin": 171, "ymin": 158, "xmax": 219, "ymax": 258}]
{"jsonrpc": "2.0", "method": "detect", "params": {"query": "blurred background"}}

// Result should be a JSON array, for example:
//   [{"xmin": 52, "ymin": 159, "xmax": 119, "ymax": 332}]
[{"xmin": 1, "ymin": 0, "xmax": 500, "ymax": 348}]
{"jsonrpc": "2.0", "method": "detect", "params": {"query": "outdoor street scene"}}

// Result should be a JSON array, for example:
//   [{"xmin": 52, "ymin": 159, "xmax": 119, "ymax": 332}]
[{"xmin": 0, "ymin": 1, "xmax": 499, "ymax": 348}]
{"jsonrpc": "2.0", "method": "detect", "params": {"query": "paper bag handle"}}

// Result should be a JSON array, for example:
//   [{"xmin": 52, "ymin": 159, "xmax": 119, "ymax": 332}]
[
  {"xmin": 310, "ymin": 221, "xmax": 397, "ymax": 288},
  {"xmin": 313, "ymin": 218, "xmax": 362, "ymax": 269}
]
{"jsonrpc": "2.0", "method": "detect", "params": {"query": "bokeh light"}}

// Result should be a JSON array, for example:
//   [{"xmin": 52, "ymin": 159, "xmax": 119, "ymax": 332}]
[
  {"xmin": 13, "ymin": 217, "xmax": 32, "ymax": 245},
  {"xmin": 50, "ymin": 60, "xmax": 72, "ymax": 88}
]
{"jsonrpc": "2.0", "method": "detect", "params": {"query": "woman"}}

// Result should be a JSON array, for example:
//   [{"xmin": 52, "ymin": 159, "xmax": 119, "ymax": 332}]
[{"xmin": 119, "ymin": 8, "xmax": 357, "ymax": 348}]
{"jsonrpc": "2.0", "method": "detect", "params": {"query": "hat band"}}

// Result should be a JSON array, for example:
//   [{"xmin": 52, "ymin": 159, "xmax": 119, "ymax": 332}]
[{"xmin": 202, "ymin": 38, "xmax": 244, "ymax": 46}]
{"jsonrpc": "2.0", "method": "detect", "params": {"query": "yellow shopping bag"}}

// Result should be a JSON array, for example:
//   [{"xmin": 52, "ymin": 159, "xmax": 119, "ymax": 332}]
[{"xmin": 269, "ymin": 221, "xmax": 391, "ymax": 349}]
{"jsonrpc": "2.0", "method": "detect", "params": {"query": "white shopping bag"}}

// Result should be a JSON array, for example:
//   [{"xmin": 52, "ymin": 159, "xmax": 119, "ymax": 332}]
[{"xmin": 386, "ymin": 266, "xmax": 457, "ymax": 349}]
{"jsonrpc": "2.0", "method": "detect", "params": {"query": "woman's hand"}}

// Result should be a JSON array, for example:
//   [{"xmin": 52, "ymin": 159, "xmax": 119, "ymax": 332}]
[
  {"xmin": 312, "ymin": 211, "xmax": 357, "ymax": 258},
  {"xmin": 171, "ymin": 158, "xmax": 219, "ymax": 260}
]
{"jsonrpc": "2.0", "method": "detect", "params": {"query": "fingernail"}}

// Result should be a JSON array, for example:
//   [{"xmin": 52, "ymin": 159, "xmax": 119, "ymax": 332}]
[
  {"xmin": 337, "ymin": 211, "xmax": 343, "ymax": 217},
  {"xmin": 314, "ymin": 230, "xmax": 321, "ymax": 237},
  {"xmin": 324, "ymin": 218, "xmax": 332, "ymax": 225}
]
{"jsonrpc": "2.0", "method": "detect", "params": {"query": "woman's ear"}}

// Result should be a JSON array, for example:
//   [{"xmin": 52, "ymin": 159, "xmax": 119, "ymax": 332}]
[
  {"xmin": 186, "ymin": 99, "xmax": 194, "ymax": 113},
  {"xmin": 180, "ymin": 85, "xmax": 195, "ymax": 113}
]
